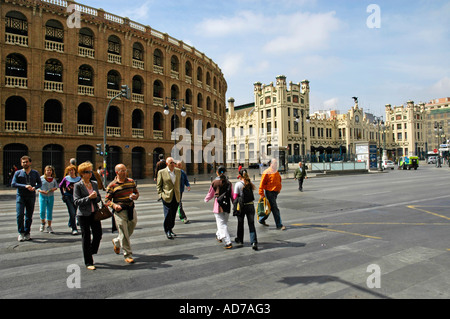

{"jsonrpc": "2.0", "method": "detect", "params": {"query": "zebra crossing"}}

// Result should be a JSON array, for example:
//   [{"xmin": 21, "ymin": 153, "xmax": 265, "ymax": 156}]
[{"xmin": 1, "ymin": 179, "xmax": 450, "ymax": 300}]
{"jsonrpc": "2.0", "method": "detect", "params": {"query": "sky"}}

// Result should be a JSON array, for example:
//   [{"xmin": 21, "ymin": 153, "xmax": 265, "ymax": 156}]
[{"xmin": 78, "ymin": 0, "xmax": 449, "ymax": 117}]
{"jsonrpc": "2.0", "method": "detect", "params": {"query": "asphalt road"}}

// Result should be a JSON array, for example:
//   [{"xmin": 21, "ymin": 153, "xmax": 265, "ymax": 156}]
[{"xmin": 1, "ymin": 163, "xmax": 450, "ymax": 303}]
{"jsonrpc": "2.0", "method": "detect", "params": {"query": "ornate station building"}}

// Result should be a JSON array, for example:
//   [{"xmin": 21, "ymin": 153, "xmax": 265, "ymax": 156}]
[{"xmin": 226, "ymin": 75, "xmax": 448, "ymax": 167}]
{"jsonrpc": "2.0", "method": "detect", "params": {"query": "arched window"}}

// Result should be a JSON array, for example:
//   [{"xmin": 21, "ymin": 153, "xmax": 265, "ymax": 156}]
[
  {"xmin": 206, "ymin": 97, "xmax": 212, "ymax": 111},
  {"xmin": 171, "ymin": 55, "xmax": 179, "ymax": 72},
  {"xmin": 79, "ymin": 27, "xmax": 94, "ymax": 48},
  {"xmin": 185, "ymin": 89, "xmax": 193, "ymax": 105},
  {"xmin": 153, "ymin": 112, "xmax": 163, "ymax": 131},
  {"xmin": 5, "ymin": 11, "xmax": 28, "ymax": 36},
  {"xmin": 107, "ymin": 70, "xmax": 121, "ymax": 90},
  {"xmin": 6, "ymin": 53, "xmax": 27, "ymax": 77},
  {"xmin": 197, "ymin": 93, "xmax": 203, "ymax": 108},
  {"xmin": 132, "ymin": 75, "xmax": 143, "ymax": 94},
  {"xmin": 153, "ymin": 80, "xmax": 163, "ymax": 98},
  {"xmin": 132, "ymin": 109, "xmax": 143, "ymax": 129},
  {"xmin": 44, "ymin": 59, "xmax": 63, "ymax": 82},
  {"xmin": 197, "ymin": 67, "xmax": 203, "ymax": 82},
  {"xmin": 171, "ymin": 84, "xmax": 179, "ymax": 100},
  {"xmin": 107, "ymin": 105, "xmax": 120, "ymax": 127},
  {"xmin": 5, "ymin": 96, "xmax": 26, "ymax": 122},
  {"xmin": 44, "ymin": 99, "xmax": 62, "ymax": 123},
  {"xmin": 154, "ymin": 49, "xmax": 163, "ymax": 67},
  {"xmin": 77, "ymin": 103, "xmax": 93, "ymax": 125},
  {"xmin": 45, "ymin": 19, "xmax": 64, "ymax": 43},
  {"xmin": 206, "ymin": 71, "xmax": 211, "ymax": 86},
  {"xmin": 78, "ymin": 64, "xmax": 94, "ymax": 86},
  {"xmin": 108, "ymin": 35, "xmax": 121, "ymax": 55},
  {"xmin": 133, "ymin": 42, "xmax": 144, "ymax": 61},
  {"xmin": 185, "ymin": 61, "xmax": 192, "ymax": 77}
]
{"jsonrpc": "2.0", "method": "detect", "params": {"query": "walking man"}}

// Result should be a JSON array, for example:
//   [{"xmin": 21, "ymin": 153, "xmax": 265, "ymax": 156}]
[
  {"xmin": 105, "ymin": 164, "xmax": 139, "ymax": 264},
  {"xmin": 11, "ymin": 156, "xmax": 42, "ymax": 241},
  {"xmin": 157, "ymin": 157, "xmax": 181, "ymax": 239},
  {"xmin": 294, "ymin": 161, "xmax": 307, "ymax": 191},
  {"xmin": 176, "ymin": 160, "xmax": 191, "ymax": 224},
  {"xmin": 258, "ymin": 158, "xmax": 285, "ymax": 230}
]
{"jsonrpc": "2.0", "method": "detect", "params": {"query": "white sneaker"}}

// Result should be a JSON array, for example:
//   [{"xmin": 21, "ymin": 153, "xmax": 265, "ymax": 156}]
[
  {"xmin": 47, "ymin": 226, "xmax": 54, "ymax": 233},
  {"xmin": 72, "ymin": 229, "xmax": 78, "ymax": 235},
  {"xmin": 24, "ymin": 234, "xmax": 31, "ymax": 241},
  {"xmin": 18, "ymin": 233, "xmax": 25, "ymax": 242},
  {"xmin": 40, "ymin": 224, "xmax": 45, "ymax": 232}
]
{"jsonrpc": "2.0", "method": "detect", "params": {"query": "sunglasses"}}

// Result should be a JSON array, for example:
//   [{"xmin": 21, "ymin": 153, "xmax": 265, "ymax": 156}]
[{"xmin": 83, "ymin": 170, "xmax": 93, "ymax": 174}]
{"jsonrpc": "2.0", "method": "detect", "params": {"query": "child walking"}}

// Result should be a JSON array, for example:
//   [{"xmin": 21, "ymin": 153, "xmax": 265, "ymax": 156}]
[{"xmin": 38, "ymin": 165, "xmax": 58, "ymax": 233}]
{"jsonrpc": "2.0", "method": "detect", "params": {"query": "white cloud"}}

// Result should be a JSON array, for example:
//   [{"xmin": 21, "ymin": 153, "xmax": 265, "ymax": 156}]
[
  {"xmin": 263, "ymin": 11, "xmax": 341, "ymax": 54},
  {"xmin": 220, "ymin": 53, "xmax": 245, "ymax": 77},
  {"xmin": 323, "ymin": 97, "xmax": 339, "ymax": 109},
  {"xmin": 197, "ymin": 11, "xmax": 264, "ymax": 37},
  {"xmin": 429, "ymin": 77, "xmax": 450, "ymax": 97},
  {"xmin": 196, "ymin": 10, "xmax": 341, "ymax": 54},
  {"xmin": 125, "ymin": 2, "xmax": 151, "ymax": 21}
]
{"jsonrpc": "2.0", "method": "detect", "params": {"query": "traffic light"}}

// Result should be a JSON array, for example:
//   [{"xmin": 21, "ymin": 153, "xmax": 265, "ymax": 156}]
[
  {"xmin": 104, "ymin": 144, "xmax": 109, "ymax": 156},
  {"xmin": 96, "ymin": 143, "xmax": 103, "ymax": 155},
  {"xmin": 121, "ymin": 85, "xmax": 131, "ymax": 99}
]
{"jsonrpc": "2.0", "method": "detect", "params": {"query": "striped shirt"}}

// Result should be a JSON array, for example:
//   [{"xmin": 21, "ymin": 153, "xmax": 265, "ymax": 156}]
[{"xmin": 105, "ymin": 178, "xmax": 138, "ymax": 207}]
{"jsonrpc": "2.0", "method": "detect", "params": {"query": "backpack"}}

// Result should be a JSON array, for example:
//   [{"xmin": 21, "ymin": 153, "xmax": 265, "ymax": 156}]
[
  {"xmin": 216, "ymin": 180, "xmax": 231, "ymax": 213},
  {"xmin": 241, "ymin": 185, "xmax": 255, "ymax": 203}
]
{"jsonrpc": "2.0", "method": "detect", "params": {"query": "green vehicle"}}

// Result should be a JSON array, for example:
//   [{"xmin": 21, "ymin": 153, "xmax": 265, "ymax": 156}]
[{"xmin": 399, "ymin": 156, "xmax": 419, "ymax": 170}]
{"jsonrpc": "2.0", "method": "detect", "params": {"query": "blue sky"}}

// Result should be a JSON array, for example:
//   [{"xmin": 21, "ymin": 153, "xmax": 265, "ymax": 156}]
[{"xmin": 79, "ymin": 0, "xmax": 449, "ymax": 117}]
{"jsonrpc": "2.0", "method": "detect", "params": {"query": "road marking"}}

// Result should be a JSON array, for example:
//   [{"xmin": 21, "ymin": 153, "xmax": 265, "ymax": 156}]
[
  {"xmin": 313, "ymin": 227, "xmax": 382, "ymax": 239},
  {"xmin": 407, "ymin": 205, "xmax": 450, "ymax": 221},
  {"xmin": 292, "ymin": 221, "xmax": 450, "ymax": 240}
]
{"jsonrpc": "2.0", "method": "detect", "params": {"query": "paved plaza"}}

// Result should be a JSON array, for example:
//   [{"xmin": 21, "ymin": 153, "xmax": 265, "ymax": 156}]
[{"xmin": 1, "ymin": 164, "xmax": 450, "ymax": 303}]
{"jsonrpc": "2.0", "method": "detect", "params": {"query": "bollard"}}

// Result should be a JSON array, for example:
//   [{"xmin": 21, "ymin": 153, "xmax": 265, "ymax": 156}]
[{"xmin": 194, "ymin": 177, "xmax": 196, "ymax": 184}]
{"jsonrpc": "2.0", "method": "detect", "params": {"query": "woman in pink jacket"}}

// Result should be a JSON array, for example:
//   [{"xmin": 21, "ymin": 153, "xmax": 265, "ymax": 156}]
[{"xmin": 204, "ymin": 166, "xmax": 235, "ymax": 249}]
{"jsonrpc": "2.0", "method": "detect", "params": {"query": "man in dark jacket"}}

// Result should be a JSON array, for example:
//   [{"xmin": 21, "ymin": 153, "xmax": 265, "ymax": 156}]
[
  {"xmin": 11, "ymin": 156, "xmax": 42, "ymax": 241},
  {"xmin": 293, "ymin": 162, "xmax": 307, "ymax": 192}
]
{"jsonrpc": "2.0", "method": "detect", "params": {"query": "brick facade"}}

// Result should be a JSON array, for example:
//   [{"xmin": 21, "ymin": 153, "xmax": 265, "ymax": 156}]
[{"xmin": 1, "ymin": 0, "xmax": 227, "ymax": 183}]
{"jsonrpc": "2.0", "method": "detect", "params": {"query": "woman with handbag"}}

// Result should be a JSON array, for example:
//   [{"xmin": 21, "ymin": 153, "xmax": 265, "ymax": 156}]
[
  {"xmin": 233, "ymin": 169, "xmax": 258, "ymax": 251},
  {"xmin": 204, "ymin": 166, "xmax": 235, "ymax": 249},
  {"xmin": 73, "ymin": 162, "xmax": 103, "ymax": 270},
  {"xmin": 59, "ymin": 165, "xmax": 81, "ymax": 235}
]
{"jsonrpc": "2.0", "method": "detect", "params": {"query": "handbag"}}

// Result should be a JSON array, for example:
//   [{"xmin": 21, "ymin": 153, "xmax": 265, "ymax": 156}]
[
  {"xmin": 94, "ymin": 200, "xmax": 113, "ymax": 221},
  {"xmin": 256, "ymin": 197, "xmax": 271, "ymax": 217}
]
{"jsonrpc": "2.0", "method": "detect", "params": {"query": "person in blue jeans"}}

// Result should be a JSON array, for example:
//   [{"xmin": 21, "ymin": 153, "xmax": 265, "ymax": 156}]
[
  {"xmin": 38, "ymin": 165, "xmax": 58, "ymax": 233},
  {"xmin": 11, "ymin": 156, "xmax": 42, "ymax": 242},
  {"xmin": 59, "ymin": 165, "xmax": 81, "ymax": 235}
]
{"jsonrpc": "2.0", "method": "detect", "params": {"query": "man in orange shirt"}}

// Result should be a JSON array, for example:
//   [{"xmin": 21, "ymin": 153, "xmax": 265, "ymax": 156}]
[{"xmin": 258, "ymin": 158, "xmax": 286, "ymax": 230}]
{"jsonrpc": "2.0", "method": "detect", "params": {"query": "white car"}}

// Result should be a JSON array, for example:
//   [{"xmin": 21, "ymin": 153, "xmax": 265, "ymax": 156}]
[
  {"xmin": 382, "ymin": 160, "xmax": 395, "ymax": 170},
  {"xmin": 427, "ymin": 156, "xmax": 437, "ymax": 164}
]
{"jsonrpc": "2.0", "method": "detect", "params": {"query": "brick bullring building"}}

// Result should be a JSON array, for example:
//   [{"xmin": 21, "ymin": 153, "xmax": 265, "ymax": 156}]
[{"xmin": 0, "ymin": 0, "xmax": 227, "ymax": 183}]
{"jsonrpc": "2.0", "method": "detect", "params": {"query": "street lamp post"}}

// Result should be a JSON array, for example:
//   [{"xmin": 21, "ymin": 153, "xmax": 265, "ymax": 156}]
[
  {"xmin": 295, "ymin": 110, "xmax": 310, "ymax": 163},
  {"xmin": 164, "ymin": 97, "xmax": 187, "ymax": 149},
  {"xmin": 434, "ymin": 121, "xmax": 443, "ymax": 167},
  {"xmin": 373, "ymin": 116, "xmax": 384, "ymax": 171},
  {"xmin": 101, "ymin": 85, "xmax": 131, "ymax": 186}
]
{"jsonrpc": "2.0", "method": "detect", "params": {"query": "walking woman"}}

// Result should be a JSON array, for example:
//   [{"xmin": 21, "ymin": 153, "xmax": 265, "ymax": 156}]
[
  {"xmin": 204, "ymin": 166, "xmax": 235, "ymax": 249},
  {"xmin": 59, "ymin": 165, "xmax": 81, "ymax": 235},
  {"xmin": 38, "ymin": 165, "xmax": 58, "ymax": 233},
  {"xmin": 234, "ymin": 169, "xmax": 258, "ymax": 250},
  {"xmin": 73, "ymin": 162, "xmax": 102, "ymax": 270}
]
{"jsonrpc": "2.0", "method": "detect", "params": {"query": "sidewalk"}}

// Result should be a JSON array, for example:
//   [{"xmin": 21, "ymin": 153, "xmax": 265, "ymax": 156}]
[{"xmin": 0, "ymin": 169, "xmax": 306, "ymax": 195}]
